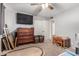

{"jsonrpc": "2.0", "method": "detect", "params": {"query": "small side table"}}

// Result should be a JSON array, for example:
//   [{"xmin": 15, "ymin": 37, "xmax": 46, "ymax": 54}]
[
  {"xmin": 53, "ymin": 35, "xmax": 71, "ymax": 48},
  {"xmin": 34, "ymin": 35, "xmax": 44, "ymax": 43}
]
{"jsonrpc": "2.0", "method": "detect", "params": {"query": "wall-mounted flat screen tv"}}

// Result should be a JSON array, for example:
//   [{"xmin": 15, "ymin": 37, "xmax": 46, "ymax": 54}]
[{"xmin": 17, "ymin": 13, "xmax": 33, "ymax": 25}]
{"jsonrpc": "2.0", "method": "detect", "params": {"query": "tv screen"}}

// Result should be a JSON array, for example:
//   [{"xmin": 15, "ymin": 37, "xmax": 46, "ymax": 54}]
[{"xmin": 17, "ymin": 13, "xmax": 33, "ymax": 25}]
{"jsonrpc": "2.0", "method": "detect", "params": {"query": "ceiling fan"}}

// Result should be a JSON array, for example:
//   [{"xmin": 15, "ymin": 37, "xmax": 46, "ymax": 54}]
[
  {"xmin": 30, "ymin": 3, "xmax": 54, "ymax": 16},
  {"xmin": 31, "ymin": 3, "xmax": 54, "ymax": 10}
]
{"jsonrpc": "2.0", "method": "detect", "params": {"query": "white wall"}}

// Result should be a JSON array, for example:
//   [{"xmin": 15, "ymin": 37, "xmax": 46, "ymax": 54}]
[
  {"xmin": 0, "ymin": 4, "xmax": 17, "ymax": 52},
  {"xmin": 5, "ymin": 4, "xmax": 34, "ymax": 32},
  {"xmin": 4, "ymin": 4, "xmax": 51, "ymax": 40},
  {"xmin": 53, "ymin": 6, "xmax": 79, "ymax": 47},
  {"xmin": 5, "ymin": 5, "xmax": 17, "ymax": 32},
  {"xmin": 34, "ymin": 16, "xmax": 51, "ymax": 40}
]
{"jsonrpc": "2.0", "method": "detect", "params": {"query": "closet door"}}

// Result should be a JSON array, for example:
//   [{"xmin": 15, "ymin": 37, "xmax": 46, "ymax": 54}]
[{"xmin": 0, "ymin": 3, "xmax": 5, "ymax": 35}]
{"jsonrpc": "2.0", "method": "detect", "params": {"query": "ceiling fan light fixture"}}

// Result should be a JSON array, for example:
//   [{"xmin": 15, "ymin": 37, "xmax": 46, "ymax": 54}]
[
  {"xmin": 42, "ymin": 4, "xmax": 45, "ymax": 9},
  {"xmin": 45, "ymin": 3, "xmax": 48, "ymax": 7},
  {"xmin": 42, "ymin": 3, "xmax": 48, "ymax": 9}
]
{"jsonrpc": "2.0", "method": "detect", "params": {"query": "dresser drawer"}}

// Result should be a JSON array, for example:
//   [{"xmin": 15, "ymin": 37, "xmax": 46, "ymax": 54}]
[
  {"xmin": 17, "ymin": 28, "xmax": 34, "ymax": 33},
  {"xmin": 17, "ymin": 32, "xmax": 34, "ymax": 36},
  {"xmin": 17, "ymin": 38, "xmax": 34, "ymax": 44},
  {"xmin": 16, "ymin": 28, "xmax": 34, "ymax": 46}
]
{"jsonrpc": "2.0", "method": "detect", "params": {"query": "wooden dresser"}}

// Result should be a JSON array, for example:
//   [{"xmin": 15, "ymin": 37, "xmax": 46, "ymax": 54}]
[
  {"xmin": 53, "ymin": 35, "xmax": 71, "ymax": 48},
  {"xmin": 16, "ymin": 28, "xmax": 34, "ymax": 45}
]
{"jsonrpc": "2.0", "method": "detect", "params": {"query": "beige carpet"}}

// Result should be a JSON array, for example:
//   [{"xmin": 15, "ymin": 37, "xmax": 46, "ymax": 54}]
[
  {"xmin": 1, "ymin": 39, "xmax": 68, "ymax": 56},
  {"xmin": 6, "ymin": 47, "xmax": 43, "ymax": 56}
]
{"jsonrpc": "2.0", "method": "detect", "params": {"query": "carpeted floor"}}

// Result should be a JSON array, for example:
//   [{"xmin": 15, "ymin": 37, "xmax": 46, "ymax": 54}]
[{"xmin": 1, "ymin": 39, "xmax": 69, "ymax": 56}]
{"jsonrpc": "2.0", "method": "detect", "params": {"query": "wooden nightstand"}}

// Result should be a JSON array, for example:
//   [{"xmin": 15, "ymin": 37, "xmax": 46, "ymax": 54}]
[{"xmin": 34, "ymin": 35, "xmax": 44, "ymax": 43}]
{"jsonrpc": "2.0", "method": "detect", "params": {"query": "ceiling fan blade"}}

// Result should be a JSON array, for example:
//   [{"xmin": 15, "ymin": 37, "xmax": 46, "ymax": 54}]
[
  {"xmin": 32, "ymin": 5, "xmax": 42, "ymax": 16},
  {"xmin": 31, "ymin": 3, "xmax": 42, "ymax": 5},
  {"xmin": 48, "ymin": 4, "xmax": 54, "ymax": 10}
]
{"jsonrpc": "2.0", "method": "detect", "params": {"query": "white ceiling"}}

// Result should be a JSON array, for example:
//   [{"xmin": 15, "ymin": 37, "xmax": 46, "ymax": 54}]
[{"xmin": 5, "ymin": 3, "xmax": 79, "ymax": 18}]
